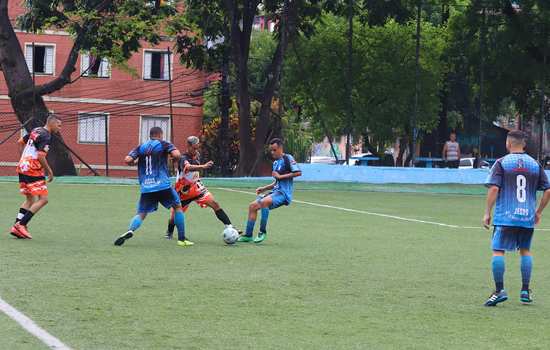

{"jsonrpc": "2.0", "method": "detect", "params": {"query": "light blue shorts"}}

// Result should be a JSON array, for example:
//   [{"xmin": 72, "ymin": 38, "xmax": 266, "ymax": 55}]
[{"xmin": 257, "ymin": 191, "xmax": 290, "ymax": 210}]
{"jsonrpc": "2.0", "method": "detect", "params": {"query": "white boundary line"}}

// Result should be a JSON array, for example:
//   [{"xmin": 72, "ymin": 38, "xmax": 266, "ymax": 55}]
[
  {"xmin": 0, "ymin": 296, "xmax": 72, "ymax": 350},
  {"xmin": 216, "ymin": 188, "xmax": 550, "ymax": 231}
]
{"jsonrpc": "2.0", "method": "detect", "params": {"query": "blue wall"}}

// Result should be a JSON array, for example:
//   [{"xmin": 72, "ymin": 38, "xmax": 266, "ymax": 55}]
[{"xmin": 295, "ymin": 164, "xmax": 491, "ymax": 184}]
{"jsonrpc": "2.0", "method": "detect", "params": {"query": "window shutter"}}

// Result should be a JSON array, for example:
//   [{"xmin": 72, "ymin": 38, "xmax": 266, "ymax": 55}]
[
  {"xmin": 81, "ymin": 53, "xmax": 90, "ymax": 76},
  {"xmin": 25, "ymin": 45, "xmax": 33, "ymax": 73},
  {"xmin": 100, "ymin": 58, "xmax": 110, "ymax": 78},
  {"xmin": 44, "ymin": 46, "xmax": 54, "ymax": 74},
  {"xmin": 143, "ymin": 52, "xmax": 152, "ymax": 79},
  {"xmin": 163, "ymin": 53, "xmax": 170, "ymax": 80}
]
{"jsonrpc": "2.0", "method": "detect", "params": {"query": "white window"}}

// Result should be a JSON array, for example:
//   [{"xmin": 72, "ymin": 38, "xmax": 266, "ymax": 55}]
[
  {"xmin": 78, "ymin": 113, "xmax": 107, "ymax": 144},
  {"xmin": 143, "ymin": 50, "xmax": 170, "ymax": 80},
  {"xmin": 140, "ymin": 116, "xmax": 170, "ymax": 143},
  {"xmin": 81, "ymin": 53, "xmax": 110, "ymax": 78},
  {"xmin": 25, "ymin": 44, "xmax": 55, "ymax": 75}
]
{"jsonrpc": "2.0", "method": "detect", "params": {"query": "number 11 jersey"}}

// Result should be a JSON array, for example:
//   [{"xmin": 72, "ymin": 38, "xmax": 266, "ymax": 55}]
[
  {"xmin": 128, "ymin": 139, "xmax": 176, "ymax": 194},
  {"xmin": 486, "ymin": 153, "xmax": 550, "ymax": 228}
]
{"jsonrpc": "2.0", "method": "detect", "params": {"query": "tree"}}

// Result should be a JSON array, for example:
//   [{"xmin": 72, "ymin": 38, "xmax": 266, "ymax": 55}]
[
  {"xmin": 0, "ymin": 0, "xmax": 175, "ymax": 174},
  {"xmin": 284, "ymin": 14, "xmax": 447, "ymax": 159},
  {"xmin": 175, "ymin": 0, "xmax": 322, "ymax": 176}
]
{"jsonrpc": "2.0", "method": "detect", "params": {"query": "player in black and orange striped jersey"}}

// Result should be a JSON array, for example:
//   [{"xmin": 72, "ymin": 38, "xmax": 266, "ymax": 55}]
[{"xmin": 9, "ymin": 115, "xmax": 62, "ymax": 239}]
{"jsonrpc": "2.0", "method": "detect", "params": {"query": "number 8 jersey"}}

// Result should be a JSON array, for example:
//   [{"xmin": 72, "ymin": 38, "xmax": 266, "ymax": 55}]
[{"xmin": 486, "ymin": 153, "xmax": 550, "ymax": 228}]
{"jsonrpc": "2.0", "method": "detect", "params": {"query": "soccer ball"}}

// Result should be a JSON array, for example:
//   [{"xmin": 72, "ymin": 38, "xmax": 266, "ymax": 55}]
[{"xmin": 222, "ymin": 226, "xmax": 239, "ymax": 245}]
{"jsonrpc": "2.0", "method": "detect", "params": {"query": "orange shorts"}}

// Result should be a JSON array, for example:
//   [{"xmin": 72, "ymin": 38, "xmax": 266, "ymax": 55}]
[
  {"xmin": 176, "ymin": 181, "xmax": 213, "ymax": 212},
  {"xmin": 19, "ymin": 178, "xmax": 48, "ymax": 196}
]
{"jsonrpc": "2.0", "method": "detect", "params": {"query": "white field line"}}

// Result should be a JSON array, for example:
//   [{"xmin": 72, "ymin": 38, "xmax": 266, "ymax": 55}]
[
  {"xmin": 216, "ymin": 188, "xmax": 550, "ymax": 231},
  {"xmin": 0, "ymin": 297, "xmax": 72, "ymax": 350}
]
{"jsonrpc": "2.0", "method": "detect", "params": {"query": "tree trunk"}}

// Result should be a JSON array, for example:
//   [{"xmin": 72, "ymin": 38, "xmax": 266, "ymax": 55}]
[
  {"xmin": 0, "ymin": 1, "xmax": 75, "ymax": 175},
  {"xmin": 225, "ymin": 0, "xmax": 259, "ymax": 176},
  {"xmin": 251, "ymin": 0, "xmax": 297, "ymax": 175}
]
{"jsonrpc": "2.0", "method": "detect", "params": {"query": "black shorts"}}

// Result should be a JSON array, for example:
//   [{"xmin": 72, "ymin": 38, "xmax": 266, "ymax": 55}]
[
  {"xmin": 446, "ymin": 160, "xmax": 459, "ymax": 169},
  {"xmin": 18, "ymin": 174, "xmax": 46, "ymax": 184}
]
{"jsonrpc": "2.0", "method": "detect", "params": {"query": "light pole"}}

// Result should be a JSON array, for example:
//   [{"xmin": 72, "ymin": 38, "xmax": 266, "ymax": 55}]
[{"xmin": 412, "ymin": 0, "xmax": 421, "ymax": 167}]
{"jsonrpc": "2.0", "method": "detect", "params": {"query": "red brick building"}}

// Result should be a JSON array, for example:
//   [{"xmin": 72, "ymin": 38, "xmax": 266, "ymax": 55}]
[{"xmin": 0, "ymin": 3, "xmax": 205, "ymax": 176}]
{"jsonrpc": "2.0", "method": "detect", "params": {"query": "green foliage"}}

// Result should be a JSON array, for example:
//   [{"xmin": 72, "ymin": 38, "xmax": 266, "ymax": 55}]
[
  {"xmin": 284, "ymin": 13, "xmax": 448, "ymax": 145},
  {"xmin": 18, "ymin": 0, "xmax": 177, "ymax": 71}
]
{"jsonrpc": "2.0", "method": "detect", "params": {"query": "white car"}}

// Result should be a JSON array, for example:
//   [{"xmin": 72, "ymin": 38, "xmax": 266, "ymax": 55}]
[{"xmin": 459, "ymin": 157, "xmax": 490, "ymax": 169}]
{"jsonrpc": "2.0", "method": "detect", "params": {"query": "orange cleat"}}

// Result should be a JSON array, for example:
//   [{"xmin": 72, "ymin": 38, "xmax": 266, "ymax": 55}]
[{"xmin": 12, "ymin": 223, "xmax": 32, "ymax": 239}]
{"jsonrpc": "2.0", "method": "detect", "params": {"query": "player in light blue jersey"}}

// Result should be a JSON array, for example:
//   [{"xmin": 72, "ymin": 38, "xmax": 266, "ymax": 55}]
[
  {"xmin": 114, "ymin": 127, "xmax": 194, "ymax": 247},
  {"xmin": 483, "ymin": 130, "xmax": 550, "ymax": 306},
  {"xmin": 238, "ymin": 138, "xmax": 302, "ymax": 243}
]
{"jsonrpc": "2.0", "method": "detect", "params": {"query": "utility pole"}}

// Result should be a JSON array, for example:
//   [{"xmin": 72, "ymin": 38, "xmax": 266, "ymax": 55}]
[
  {"xmin": 412, "ymin": 0, "xmax": 421, "ymax": 167},
  {"xmin": 345, "ymin": 0, "xmax": 353, "ymax": 165},
  {"xmin": 167, "ymin": 47, "xmax": 174, "ymax": 143},
  {"xmin": 220, "ymin": 42, "xmax": 231, "ymax": 176},
  {"xmin": 540, "ymin": 52, "xmax": 547, "ymax": 162},
  {"xmin": 478, "ymin": 7, "xmax": 487, "ymax": 157}
]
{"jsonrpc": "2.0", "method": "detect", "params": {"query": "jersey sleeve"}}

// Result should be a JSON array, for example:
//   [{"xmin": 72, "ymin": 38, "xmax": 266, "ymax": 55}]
[
  {"xmin": 34, "ymin": 131, "xmax": 51, "ymax": 154},
  {"xmin": 128, "ymin": 146, "xmax": 141, "ymax": 159},
  {"xmin": 162, "ymin": 141, "xmax": 176, "ymax": 154},
  {"xmin": 485, "ymin": 160, "xmax": 504, "ymax": 188},
  {"xmin": 287, "ymin": 154, "xmax": 300, "ymax": 172},
  {"xmin": 538, "ymin": 166, "xmax": 550, "ymax": 191}
]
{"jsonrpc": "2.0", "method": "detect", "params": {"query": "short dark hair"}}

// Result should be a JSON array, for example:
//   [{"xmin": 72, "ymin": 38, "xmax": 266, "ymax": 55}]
[
  {"xmin": 150, "ymin": 126, "xmax": 163, "ymax": 138},
  {"xmin": 269, "ymin": 138, "xmax": 283, "ymax": 147},
  {"xmin": 507, "ymin": 130, "xmax": 526, "ymax": 144},
  {"xmin": 46, "ymin": 114, "xmax": 60, "ymax": 123}
]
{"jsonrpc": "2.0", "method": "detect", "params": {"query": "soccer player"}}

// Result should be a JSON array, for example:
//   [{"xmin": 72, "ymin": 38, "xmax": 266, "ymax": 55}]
[
  {"xmin": 483, "ymin": 130, "xmax": 550, "ymax": 306},
  {"xmin": 9, "ymin": 115, "xmax": 61, "ymax": 239},
  {"xmin": 165, "ymin": 136, "xmax": 238, "ymax": 239},
  {"xmin": 238, "ymin": 138, "xmax": 302, "ymax": 243},
  {"xmin": 114, "ymin": 127, "xmax": 194, "ymax": 247}
]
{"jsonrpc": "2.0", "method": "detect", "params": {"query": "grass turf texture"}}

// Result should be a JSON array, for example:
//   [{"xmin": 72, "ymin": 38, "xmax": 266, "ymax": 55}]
[{"xmin": 2, "ymin": 181, "xmax": 550, "ymax": 349}]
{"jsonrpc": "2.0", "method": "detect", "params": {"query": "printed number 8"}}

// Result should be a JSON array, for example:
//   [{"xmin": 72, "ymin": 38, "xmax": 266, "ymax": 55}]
[{"xmin": 517, "ymin": 175, "xmax": 527, "ymax": 203}]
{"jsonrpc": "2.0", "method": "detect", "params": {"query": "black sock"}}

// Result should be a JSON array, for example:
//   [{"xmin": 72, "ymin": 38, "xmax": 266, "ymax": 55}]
[
  {"xmin": 496, "ymin": 282, "xmax": 504, "ymax": 293},
  {"xmin": 15, "ymin": 208, "xmax": 29, "ymax": 223},
  {"xmin": 167, "ymin": 220, "xmax": 175, "ymax": 234},
  {"xmin": 522, "ymin": 284, "xmax": 529, "ymax": 292},
  {"xmin": 215, "ymin": 209, "xmax": 232, "ymax": 225},
  {"xmin": 19, "ymin": 211, "xmax": 34, "ymax": 226}
]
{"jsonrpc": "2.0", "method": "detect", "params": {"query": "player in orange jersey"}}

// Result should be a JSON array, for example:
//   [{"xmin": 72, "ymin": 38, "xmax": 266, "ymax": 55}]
[
  {"xmin": 165, "ymin": 136, "xmax": 239, "ymax": 239},
  {"xmin": 9, "ymin": 115, "xmax": 62, "ymax": 239}
]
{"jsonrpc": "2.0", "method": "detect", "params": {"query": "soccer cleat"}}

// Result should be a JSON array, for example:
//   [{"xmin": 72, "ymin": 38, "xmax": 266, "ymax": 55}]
[
  {"xmin": 177, "ymin": 239, "xmax": 194, "ymax": 247},
  {"xmin": 237, "ymin": 235, "xmax": 254, "ymax": 243},
  {"xmin": 164, "ymin": 232, "xmax": 173, "ymax": 240},
  {"xmin": 520, "ymin": 290, "xmax": 533, "ymax": 304},
  {"xmin": 11, "ymin": 223, "xmax": 32, "ymax": 239},
  {"xmin": 254, "ymin": 232, "xmax": 267, "ymax": 243},
  {"xmin": 484, "ymin": 290, "xmax": 508, "ymax": 307},
  {"xmin": 114, "ymin": 230, "xmax": 133, "ymax": 246}
]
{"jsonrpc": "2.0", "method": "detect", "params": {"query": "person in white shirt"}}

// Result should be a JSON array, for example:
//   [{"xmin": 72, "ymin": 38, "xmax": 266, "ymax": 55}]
[{"xmin": 442, "ymin": 132, "xmax": 461, "ymax": 168}]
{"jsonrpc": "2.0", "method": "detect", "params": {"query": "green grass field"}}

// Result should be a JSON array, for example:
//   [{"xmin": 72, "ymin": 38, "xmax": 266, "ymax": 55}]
[{"xmin": 2, "ymin": 180, "xmax": 550, "ymax": 349}]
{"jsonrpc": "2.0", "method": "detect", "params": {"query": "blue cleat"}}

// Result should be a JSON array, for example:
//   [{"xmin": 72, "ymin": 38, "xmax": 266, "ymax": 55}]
[
  {"xmin": 520, "ymin": 290, "xmax": 533, "ymax": 304},
  {"xmin": 484, "ymin": 290, "xmax": 508, "ymax": 307}
]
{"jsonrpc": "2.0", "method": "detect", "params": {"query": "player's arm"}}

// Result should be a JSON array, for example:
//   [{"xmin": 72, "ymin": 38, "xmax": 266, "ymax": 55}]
[
  {"xmin": 535, "ymin": 189, "xmax": 550, "ymax": 225},
  {"xmin": 483, "ymin": 185, "xmax": 499, "ymax": 229},
  {"xmin": 37, "ymin": 152, "xmax": 54, "ymax": 183},
  {"xmin": 442, "ymin": 143, "xmax": 447, "ymax": 160},
  {"xmin": 457, "ymin": 144, "xmax": 461, "ymax": 160},
  {"xmin": 125, "ymin": 146, "xmax": 140, "ymax": 165},
  {"xmin": 273, "ymin": 170, "xmax": 302, "ymax": 180},
  {"xmin": 187, "ymin": 160, "xmax": 213, "ymax": 171},
  {"xmin": 256, "ymin": 181, "xmax": 276, "ymax": 195}
]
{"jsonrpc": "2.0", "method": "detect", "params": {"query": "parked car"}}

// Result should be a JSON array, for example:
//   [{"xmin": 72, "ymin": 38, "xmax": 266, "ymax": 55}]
[{"xmin": 458, "ymin": 157, "xmax": 490, "ymax": 169}]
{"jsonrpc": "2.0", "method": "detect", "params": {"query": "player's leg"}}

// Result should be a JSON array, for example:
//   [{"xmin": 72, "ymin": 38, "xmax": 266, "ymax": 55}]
[
  {"xmin": 518, "ymin": 228, "xmax": 534, "ymax": 303},
  {"xmin": 165, "ymin": 208, "xmax": 176, "ymax": 239},
  {"xmin": 202, "ymin": 194, "xmax": 233, "ymax": 227},
  {"xmin": 238, "ymin": 195, "xmax": 273, "ymax": 242},
  {"xmin": 158, "ymin": 188, "xmax": 193, "ymax": 247},
  {"xmin": 12, "ymin": 179, "xmax": 48, "ymax": 239},
  {"xmin": 10, "ymin": 194, "xmax": 35, "ymax": 239},
  {"xmin": 254, "ymin": 192, "xmax": 288, "ymax": 243},
  {"xmin": 115, "ymin": 191, "xmax": 156, "ymax": 246},
  {"xmin": 485, "ymin": 226, "xmax": 510, "ymax": 306}
]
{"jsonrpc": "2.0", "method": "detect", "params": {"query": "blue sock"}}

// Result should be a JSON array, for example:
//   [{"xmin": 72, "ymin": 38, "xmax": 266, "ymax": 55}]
[
  {"xmin": 521, "ymin": 255, "xmax": 532, "ymax": 291},
  {"xmin": 259, "ymin": 208, "xmax": 269, "ymax": 233},
  {"xmin": 245, "ymin": 220, "xmax": 255, "ymax": 237},
  {"xmin": 174, "ymin": 211, "xmax": 186, "ymax": 241},
  {"xmin": 129, "ymin": 215, "xmax": 142, "ymax": 232},
  {"xmin": 492, "ymin": 255, "xmax": 505, "ymax": 292}
]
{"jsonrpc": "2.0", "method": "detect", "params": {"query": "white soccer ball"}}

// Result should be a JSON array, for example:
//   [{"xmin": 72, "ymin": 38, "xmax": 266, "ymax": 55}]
[{"xmin": 222, "ymin": 226, "xmax": 239, "ymax": 245}]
